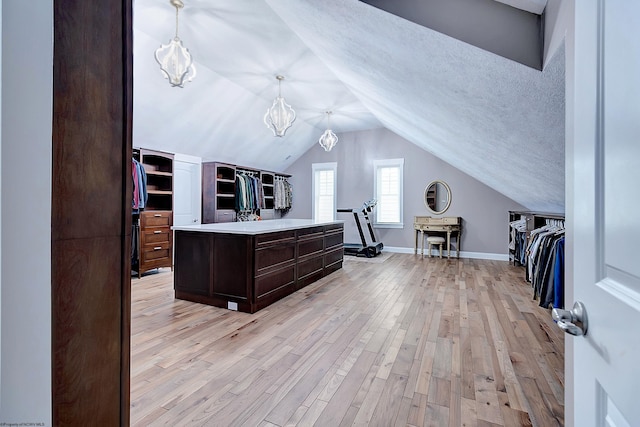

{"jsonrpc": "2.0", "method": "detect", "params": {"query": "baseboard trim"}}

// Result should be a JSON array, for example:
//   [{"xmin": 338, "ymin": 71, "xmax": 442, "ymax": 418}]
[{"xmin": 383, "ymin": 246, "xmax": 509, "ymax": 261}]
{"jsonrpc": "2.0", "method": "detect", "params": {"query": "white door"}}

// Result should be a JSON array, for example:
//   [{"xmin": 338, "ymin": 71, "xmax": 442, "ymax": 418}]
[
  {"xmin": 174, "ymin": 159, "xmax": 201, "ymax": 226},
  {"xmin": 569, "ymin": 1, "xmax": 640, "ymax": 425}
]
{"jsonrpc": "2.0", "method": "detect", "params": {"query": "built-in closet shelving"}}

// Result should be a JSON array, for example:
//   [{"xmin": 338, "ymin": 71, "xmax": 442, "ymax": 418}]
[
  {"xmin": 508, "ymin": 211, "xmax": 564, "ymax": 266},
  {"xmin": 143, "ymin": 150, "xmax": 174, "ymax": 210},
  {"xmin": 202, "ymin": 162, "xmax": 237, "ymax": 223},
  {"xmin": 201, "ymin": 161, "xmax": 290, "ymax": 223},
  {"xmin": 260, "ymin": 171, "xmax": 275, "ymax": 217},
  {"xmin": 509, "ymin": 210, "xmax": 565, "ymax": 309},
  {"xmin": 133, "ymin": 148, "xmax": 174, "ymax": 278}
]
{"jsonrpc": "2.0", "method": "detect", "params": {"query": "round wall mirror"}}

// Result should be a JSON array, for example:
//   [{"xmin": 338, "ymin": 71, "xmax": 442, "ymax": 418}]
[{"xmin": 424, "ymin": 180, "xmax": 451, "ymax": 214}]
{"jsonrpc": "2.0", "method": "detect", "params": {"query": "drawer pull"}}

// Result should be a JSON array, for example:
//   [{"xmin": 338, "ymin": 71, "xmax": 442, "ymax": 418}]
[
  {"xmin": 154, "ymin": 230, "xmax": 162, "ymax": 234},
  {"xmin": 154, "ymin": 246, "xmax": 162, "ymax": 250},
  {"xmin": 154, "ymin": 214, "xmax": 162, "ymax": 217}
]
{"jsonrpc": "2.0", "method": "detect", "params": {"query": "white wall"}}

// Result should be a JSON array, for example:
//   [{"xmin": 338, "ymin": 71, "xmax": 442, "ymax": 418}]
[
  {"xmin": 285, "ymin": 128, "xmax": 526, "ymax": 258},
  {"xmin": 0, "ymin": 1, "xmax": 53, "ymax": 424}
]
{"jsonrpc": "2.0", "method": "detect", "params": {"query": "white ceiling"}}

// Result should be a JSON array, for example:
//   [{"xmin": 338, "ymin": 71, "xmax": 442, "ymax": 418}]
[
  {"xmin": 133, "ymin": 0, "xmax": 564, "ymax": 212},
  {"xmin": 495, "ymin": 0, "xmax": 547, "ymax": 14}
]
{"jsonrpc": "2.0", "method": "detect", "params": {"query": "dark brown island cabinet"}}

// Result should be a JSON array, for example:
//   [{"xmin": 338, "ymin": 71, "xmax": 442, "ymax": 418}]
[{"xmin": 173, "ymin": 219, "xmax": 344, "ymax": 313}]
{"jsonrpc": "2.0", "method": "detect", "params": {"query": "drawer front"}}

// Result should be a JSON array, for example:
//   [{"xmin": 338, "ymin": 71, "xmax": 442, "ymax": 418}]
[
  {"xmin": 297, "ymin": 226, "xmax": 324, "ymax": 239},
  {"xmin": 298, "ymin": 237, "xmax": 324, "ymax": 257},
  {"xmin": 298, "ymin": 256, "xmax": 323, "ymax": 279},
  {"xmin": 141, "ymin": 210, "xmax": 172, "ymax": 227},
  {"xmin": 260, "ymin": 209, "xmax": 275, "ymax": 220},
  {"xmin": 255, "ymin": 266, "xmax": 295, "ymax": 300},
  {"xmin": 215, "ymin": 210, "xmax": 236, "ymax": 223},
  {"xmin": 324, "ymin": 231, "xmax": 344, "ymax": 250},
  {"xmin": 423, "ymin": 225, "xmax": 453, "ymax": 231},
  {"xmin": 324, "ymin": 223, "xmax": 344, "ymax": 233},
  {"xmin": 255, "ymin": 231, "xmax": 296, "ymax": 247},
  {"xmin": 426, "ymin": 217, "xmax": 458, "ymax": 225},
  {"xmin": 324, "ymin": 246, "xmax": 344, "ymax": 267},
  {"xmin": 255, "ymin": 244, "xmax": 295, "ymax": 273},
  {"xmin": 141, "ymin": 242, "xmax": 171, "ymax": 263},
  {"xmin": 142, "ymin": 227, "xmax": 171, "ymax": 245}
]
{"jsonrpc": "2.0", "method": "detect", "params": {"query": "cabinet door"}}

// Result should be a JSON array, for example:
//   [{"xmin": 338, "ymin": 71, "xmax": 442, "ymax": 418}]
[
  {"xmin": 174, "ymin": 159, "xmax": 201, "ymax": 226},
  {"xmin": 201, "ymin": 163, "xmax": 217, "ymax": 224}
]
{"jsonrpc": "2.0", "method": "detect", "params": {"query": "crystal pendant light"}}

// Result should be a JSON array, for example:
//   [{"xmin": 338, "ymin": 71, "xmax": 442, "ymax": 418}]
[
  {"xmin": 154, "ymin": 0, "xmax": 196, "ymax": 87},
  {"xmin": 318, "ymin": 111, "xmax": 338, "ymax": 151},
  {"xmin": 264, "ymin": 75, "xmax": 296, "ymax": 137}
]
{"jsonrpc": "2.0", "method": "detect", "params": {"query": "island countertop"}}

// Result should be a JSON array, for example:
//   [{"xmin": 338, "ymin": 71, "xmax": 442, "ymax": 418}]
[{"xmin": 172, "ymin": 218, "xmax": 344, "ymax": 235}]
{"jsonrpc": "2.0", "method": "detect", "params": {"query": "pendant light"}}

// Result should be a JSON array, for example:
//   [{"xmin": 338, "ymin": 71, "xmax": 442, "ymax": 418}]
[
  {"xmin": 154, "ymin": 0, "xmax": 197, "ymax": 87},
  {"xmin": 318, "ymin": 111, "xmax": 338, "ymax": 151},
  {"xmin": 264, "ymin": 75, "xmax": 296, "ymax": 137}
]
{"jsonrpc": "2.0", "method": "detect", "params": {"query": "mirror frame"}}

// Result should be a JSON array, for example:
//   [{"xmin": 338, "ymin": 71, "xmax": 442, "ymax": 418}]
[{"xmin": 424, "ymin": 180, "xmax": 452, "ymax": 214}]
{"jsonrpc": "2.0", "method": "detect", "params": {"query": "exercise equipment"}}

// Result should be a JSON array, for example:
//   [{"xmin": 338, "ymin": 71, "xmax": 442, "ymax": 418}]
[{"xmin": 337, "ymin": 199, "xmax": 384, "ymax": 257}]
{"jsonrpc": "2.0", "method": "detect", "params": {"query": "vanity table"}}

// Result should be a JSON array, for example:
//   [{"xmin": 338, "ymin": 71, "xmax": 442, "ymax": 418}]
[
  {"xmin": 415, "ymin": 179, "xmax": 461, "ymax": 258},
  {"xmin": 414, "ymin": 216, "xmax": 462, "ymax": 258}
]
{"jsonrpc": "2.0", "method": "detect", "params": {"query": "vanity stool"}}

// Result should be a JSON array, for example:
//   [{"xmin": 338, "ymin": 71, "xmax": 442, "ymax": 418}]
[{"xmin": 426, "ymin": 236, "xmax": 446, "ymax": 258}]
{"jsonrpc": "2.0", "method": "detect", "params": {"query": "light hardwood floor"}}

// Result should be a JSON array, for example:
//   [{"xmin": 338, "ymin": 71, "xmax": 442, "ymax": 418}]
[{"xmin": 131, "ymin": 253, "xmax": 564, "ymax": 426}]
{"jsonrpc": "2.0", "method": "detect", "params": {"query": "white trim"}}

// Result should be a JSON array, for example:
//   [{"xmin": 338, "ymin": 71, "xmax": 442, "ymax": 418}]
[{"xmin": 382, "ymin": 246, "xmax": 509, "ymax": 261}]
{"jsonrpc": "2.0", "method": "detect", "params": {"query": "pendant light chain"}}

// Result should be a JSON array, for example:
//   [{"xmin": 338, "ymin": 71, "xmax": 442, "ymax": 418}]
[{"xmin": 175, "ymin": 6, "xmax": 179, "ymax": 39}]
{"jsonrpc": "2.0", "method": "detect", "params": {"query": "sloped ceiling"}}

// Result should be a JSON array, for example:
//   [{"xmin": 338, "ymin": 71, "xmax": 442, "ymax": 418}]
[{"xmin": 133, "ymin": 0, "xmax": 565, "ymax": 212}]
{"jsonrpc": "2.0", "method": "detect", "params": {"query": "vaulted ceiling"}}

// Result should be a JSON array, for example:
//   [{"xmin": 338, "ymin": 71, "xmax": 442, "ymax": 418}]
[{"xmin": 133, "ymin": 0, "xmax": 565, "ymax": 212}]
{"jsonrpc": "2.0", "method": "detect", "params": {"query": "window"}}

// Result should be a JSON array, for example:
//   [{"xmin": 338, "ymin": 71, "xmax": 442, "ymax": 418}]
[
  {"xmin": 373, "ymin": 158, "xmax": 404, "ymax": 228},
  {"xmin": 312, "ymin": 162, "xmax": 337, "ymax": 222}
]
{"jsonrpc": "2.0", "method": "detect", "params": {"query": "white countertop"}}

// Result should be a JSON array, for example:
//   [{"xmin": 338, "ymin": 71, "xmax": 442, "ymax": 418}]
[{"xmin": 172, "ymin": 218, "xmax": 344, "ymax": 235}]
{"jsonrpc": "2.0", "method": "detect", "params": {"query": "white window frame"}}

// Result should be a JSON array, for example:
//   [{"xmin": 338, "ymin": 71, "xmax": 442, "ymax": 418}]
[
  {"xmin": 373, "ymin": 158, "xmax": 404, "ymax": 228},
  {"xmin": 312, "ymin": 162, "xmax": 337, "ymax": 222}
]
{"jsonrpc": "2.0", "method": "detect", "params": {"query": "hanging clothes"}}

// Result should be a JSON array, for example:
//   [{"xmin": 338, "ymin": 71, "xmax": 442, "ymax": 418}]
[
  {"xmin": 525, "ymin": 220, "xmax": 565, "ymax": 308},
  {"xmin": 235, "ymin": 172, "xmax": 265, "ymax": 212},
  {"xmin": 274, "ymin": 176, "xmax": 292, "ymax": 210},
  {"xmin": 132, "ymin": 158, "xmax": 147, "ymax": 213},
  {"xmin": 509, "ymin": 217, "xmax": 527, "ymax": 264}
]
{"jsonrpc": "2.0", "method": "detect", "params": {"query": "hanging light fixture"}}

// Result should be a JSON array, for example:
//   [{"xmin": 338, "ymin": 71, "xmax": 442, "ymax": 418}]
[
  {"xmin": 318, "ymin": 111, "xmax": 338, "ymax": 152},
  {"xmin": 264, "ymin": 75, "xmax": 296, "ymax": 137},
  {"xmin": 154, "ymin": 0, "xmax": 196, "ymax": 87}
]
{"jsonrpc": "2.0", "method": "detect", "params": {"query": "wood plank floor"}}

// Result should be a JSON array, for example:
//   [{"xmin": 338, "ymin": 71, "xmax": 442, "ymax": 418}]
[{"xmin": 130, "ymin": 253, "xmax": 564, "ymax": 426}]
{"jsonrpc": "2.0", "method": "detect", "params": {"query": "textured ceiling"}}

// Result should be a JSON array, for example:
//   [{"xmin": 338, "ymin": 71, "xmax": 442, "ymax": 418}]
[{"xmin": 133, "ymin": 0, "xmax": 565, "ymax": 212}]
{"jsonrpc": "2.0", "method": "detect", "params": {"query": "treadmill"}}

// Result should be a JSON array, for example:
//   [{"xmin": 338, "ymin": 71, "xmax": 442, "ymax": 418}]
[{"xmin": 337, "ymin": 199, "xmax": 384, "ymax": 257}]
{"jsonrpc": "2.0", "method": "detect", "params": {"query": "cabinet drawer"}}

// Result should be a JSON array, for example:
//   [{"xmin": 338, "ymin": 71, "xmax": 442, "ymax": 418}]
[
  {"xmin": 141, "ymin": 210, "xmax": 172, "ymax": 227},
  {"xmin": 324, "ymin": 246, "xmax": 344, "ymax": 267},
  {"xmin": 425, "ymin": 217, "xmax": 458, "ymax": 225},
  {"xmin": 141, "ymin": 241, "xmax": 171, "ymax": 263},
  {"xmin": 298, "ymin": 238, "xmax": 324, "ymax": 257},
  {"xmin": 255, "ymin": 244, "xmax": 295, "ymax": 273},
  {"xmin": 255, "ymin": 265, "xmax": 295, "ymax": 300},
  {"xmin": 324, "ymin": 231, "xmax": 343, "ymax": 250},
  {"xmin": 142, "ymin": 227, "xmax": 171, "ymax": 245},
  {"xmin": 422, "ymin": 225, "xmax": 455, "ymax": 231},
  {"xmin": 298, "ymin": 226, "xmax": 324, "ymax": 239},
  {"xmin": 215, "ymin": 210, "xmax": 236, "ymax": 223},
  {"xmin": 298, "ymin": 256, "xmax": 323, "ymax": 279},
  {"xmin": 255, "ymin": 231, "xmax": 296, "ymax": 247}
]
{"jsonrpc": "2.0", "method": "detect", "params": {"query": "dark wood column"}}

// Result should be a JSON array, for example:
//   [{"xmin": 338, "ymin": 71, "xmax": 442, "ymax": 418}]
[{"xmin": 52, "ymin": 1, "xmax": 132, "ymax": 425}]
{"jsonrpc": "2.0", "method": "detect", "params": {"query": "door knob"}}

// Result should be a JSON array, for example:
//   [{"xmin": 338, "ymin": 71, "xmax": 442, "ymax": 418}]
[{"xmin": 552, "ymin": 301, "xmax": 588, "ymax": 336}]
